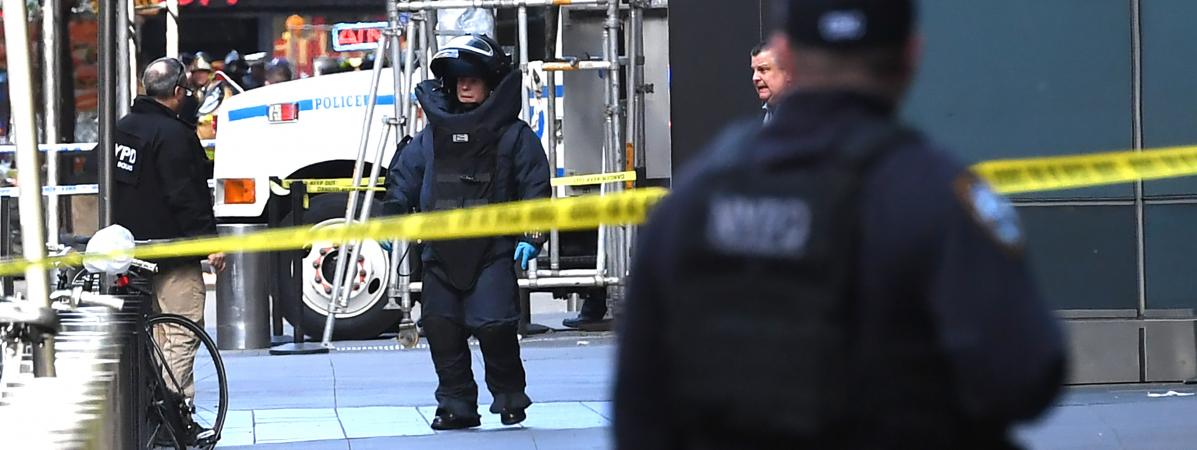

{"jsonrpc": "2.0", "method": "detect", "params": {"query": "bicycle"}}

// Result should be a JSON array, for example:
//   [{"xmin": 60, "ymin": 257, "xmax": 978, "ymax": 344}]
[
  {"xmin": 0, "ymin": 235, "xmax": 229, "ymax": 449},
  {"xmin": 53, "ymin": 237, "xmax": 230, "ymax": 450}
]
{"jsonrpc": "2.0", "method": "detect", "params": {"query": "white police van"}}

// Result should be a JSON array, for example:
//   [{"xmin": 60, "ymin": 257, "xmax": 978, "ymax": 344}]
[{"xmin": 209, "ymin": 67, "xmax": 563, "ymax": 340}]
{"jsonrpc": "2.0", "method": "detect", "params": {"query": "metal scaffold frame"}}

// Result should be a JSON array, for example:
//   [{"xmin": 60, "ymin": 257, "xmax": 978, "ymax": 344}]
[{"xmin": 320, "ymin": 0, "xmax": 649, "ymax": 345}]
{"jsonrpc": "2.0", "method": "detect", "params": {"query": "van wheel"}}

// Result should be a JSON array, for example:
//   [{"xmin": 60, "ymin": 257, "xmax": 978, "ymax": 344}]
[{"xmin": 279, "ymin": 193, "xmax": 402, "ymax": 340}]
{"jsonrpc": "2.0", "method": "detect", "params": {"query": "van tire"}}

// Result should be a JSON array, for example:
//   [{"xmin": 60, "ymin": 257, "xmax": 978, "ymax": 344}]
[{"xmin": 279, "ymin": 193, "xmax": 402, "ymax": 341}]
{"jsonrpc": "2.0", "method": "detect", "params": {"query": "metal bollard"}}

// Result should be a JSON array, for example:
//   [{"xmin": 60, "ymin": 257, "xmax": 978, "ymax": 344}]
[
  {"xmin": 216, "ymin": 224, "xmax": 272, "ymax": 350},
  {"xmin": 111, "ymin": 295, "xmax": 145, "ymax": 449},
  {"xmin": 61, "ymin": 290, "xmax": 147, "ymax": 449}
]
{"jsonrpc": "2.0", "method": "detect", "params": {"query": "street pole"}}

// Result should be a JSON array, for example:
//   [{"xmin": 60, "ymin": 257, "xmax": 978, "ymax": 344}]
[
  {"xmin": 117, "ymin": 0, "xmax": 133, "ymax": 117},
  {"xmin": 3, "ymin": 0, "xmax": 56, "ymax": 377},
  {"xmin": 99, "ymin": 0, "xmax": 118, "ymax": 228},
  {"xmin": 166, "ymin": 0, "xmax": 179, "ymax": 58},
  {"xmin": 43, "ymin": 0, "xmax": 61, "ymax": 246}
]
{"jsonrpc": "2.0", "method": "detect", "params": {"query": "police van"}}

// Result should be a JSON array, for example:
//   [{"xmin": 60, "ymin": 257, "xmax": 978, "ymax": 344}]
[{"xmin": 208, "ymin": 66, "xmax": 568, "ymax": 340}]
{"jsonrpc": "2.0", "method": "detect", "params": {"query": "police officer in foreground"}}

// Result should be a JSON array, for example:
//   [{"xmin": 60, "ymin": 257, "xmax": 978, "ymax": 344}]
[
  {"xmin": 614, "ymin": 1, "xmax": 1066, "ymax": 448},
  {"xmin": 113, "ymin": 57, "xmax": 226, "ymax": 442},
  {"xmin": 385, "ymin": 34, "xmax": 550, "ymax": 430}
]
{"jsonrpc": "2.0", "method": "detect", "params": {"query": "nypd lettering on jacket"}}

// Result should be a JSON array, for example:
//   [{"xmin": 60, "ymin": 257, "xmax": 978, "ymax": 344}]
[
  {"xmin": 707, "ymin": 195, "xmax": 812, "ymax": 259},
  {"xmin": 115, "ymin": 143, "xmax": 138, "ymax": 173}
]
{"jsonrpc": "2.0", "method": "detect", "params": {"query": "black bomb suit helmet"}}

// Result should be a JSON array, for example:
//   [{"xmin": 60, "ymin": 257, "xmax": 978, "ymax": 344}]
[{"xmin": 430, "ymin": 34, "xmax": 512, "ymax": 90}]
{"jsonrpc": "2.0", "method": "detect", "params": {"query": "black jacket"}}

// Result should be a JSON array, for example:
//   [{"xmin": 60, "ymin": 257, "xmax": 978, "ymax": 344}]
[
  {"xmin": 385, "ymin": 71, "xmax": 551, "ymax": 262},
  {"xmin": 113, "ymin": 97, "xmax": 216, "ymax": 241},
  {"xmin": 615, "ymin": 91, "xmax": 1066, "ymax": 449}
]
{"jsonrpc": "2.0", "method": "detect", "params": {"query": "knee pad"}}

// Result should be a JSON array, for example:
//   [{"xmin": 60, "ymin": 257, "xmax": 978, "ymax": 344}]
[
  {"xmin": 472, "ymin": 322, "xmax": 518, "ymax": 344},
  {"xmin": 422, "ymin": 316, "xmax": 469, "ymax": 349}
]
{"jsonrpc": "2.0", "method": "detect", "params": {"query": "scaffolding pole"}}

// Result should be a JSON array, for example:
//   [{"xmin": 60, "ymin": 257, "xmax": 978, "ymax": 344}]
[
  {"xmin": 43, "ymin": 0, "xmax": 62, "ymax": 246},
  {"xmin": 545, "ymin": 5, "xmax": 561, "ymax": 271},
  {"xmin": 3, "ymin": 0, "xmax": 55, "ymax": 377},
  {"xmin": 601, "ymin": 0, "xmax": 626, "ymax": 307}
]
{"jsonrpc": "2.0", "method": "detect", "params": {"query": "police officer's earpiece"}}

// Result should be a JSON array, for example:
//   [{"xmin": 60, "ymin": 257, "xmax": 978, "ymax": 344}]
[
  {"xmin": 146, "ymin": 56, "xmax": 193, "ymax": 98},
  {"xmin": 169, "ymin": 58, "xmax": 194, "ymax": 97}
]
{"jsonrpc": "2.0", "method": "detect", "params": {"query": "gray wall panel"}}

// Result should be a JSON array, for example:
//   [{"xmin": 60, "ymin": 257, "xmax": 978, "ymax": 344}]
[
  {"xmin": 1144, "ymin": 321, "xmax": 1197, "ymax": 382},
  {"xmin": 1021, "ymin": 206, "xmax": 1138, "ymax": 310},
  {"xmin": 1144, "ymin": 205, "xmax": 1197, "ymax": 313},
  {"xmin": 904, "ymin": 0, "xmax": 1134, "ymax": 200},
  {"xmin": 1141, "ymin": 0, "xmax": 1197, "ymax": 197},
  {"xmin": 1064, "ymin": 320, "xmax": 1142, "ymax": 384}
]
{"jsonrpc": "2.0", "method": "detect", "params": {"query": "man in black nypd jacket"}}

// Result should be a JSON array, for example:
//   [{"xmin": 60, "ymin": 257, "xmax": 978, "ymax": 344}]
[
  {"xmin": 385, "ymin": 34, "xmax": 550, "ymax": 430},
  {"xmin": 114, "ymin": 57, "xmax": 225, "ymax": 428},
  {"xmin": 614, "ymin": 1, "xmax": 1066, "ymax": 448}
]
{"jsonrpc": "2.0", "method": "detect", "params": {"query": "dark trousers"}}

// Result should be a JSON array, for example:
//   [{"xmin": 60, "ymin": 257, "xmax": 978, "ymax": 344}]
[
  {"xmin": 579, "ymin": 294, "xmax": 608, "ymax": 319},
  {"xmin": 421, "ymin": 259, "xmax": 532, "ymax": 418}
]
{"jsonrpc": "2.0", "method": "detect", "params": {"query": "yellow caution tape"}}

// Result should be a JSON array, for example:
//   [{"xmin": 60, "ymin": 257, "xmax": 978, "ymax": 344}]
[
  {"xmin": 0, "ymin": 188, "xmax": 670, "ymax": 277},
  {"xmin": 551, "ymin": 171, "xmax": 637, "ymax": 187},
  {"xmin": 270, "ymin": 178, "xmax": 387, "ymax": 196},
  {"xmin": 6, "ymin": 144, "xmax": 1197, "ymax": 277},
  {"xmin": 974, "ymin": 145, "xmax": 1197, "ymax": 194},
  {"xmin": 281, "ymin": 177, "xmax": 385, "ymax": 188},
  {"xmin": 303, "ymin": 186, "xmax": 386, "ymax": 194}
]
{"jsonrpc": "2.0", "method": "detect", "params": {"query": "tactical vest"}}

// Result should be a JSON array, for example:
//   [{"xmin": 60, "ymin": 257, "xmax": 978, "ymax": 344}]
[
  {"xmin": 666, "ymin": 121, "xmax": 913, "ymax": 439},
  {"xmin": 427, "ymin": 121, "xmax": 517, "ymax": 290}
]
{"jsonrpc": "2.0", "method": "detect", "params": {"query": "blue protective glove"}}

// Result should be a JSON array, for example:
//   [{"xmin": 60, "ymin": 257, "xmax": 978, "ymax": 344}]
[{"xmin": 514, "ymin": 242, "xmax": 540, "ymax": 270}]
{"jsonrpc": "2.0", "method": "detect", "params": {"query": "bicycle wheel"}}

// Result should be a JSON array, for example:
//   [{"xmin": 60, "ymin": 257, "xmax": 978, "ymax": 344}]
[{"xmin": 144, "ymin": 313, "xmax": 228, "ymax": 450}]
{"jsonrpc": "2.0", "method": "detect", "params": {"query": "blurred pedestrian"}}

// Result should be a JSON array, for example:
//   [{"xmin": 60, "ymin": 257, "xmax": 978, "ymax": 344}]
[{"xmin": 614, "ymin": 1, "xmax": 1066, "ymax": 449}]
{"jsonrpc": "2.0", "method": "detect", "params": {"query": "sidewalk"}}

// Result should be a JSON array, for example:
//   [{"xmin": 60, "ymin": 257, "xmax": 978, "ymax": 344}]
[
  {"xmin": 194, "ymin": 287, "xmax": 1197, "ymax": 449},
  {"xmin": 1017, "ymin": 384, "xmax": 1197, "ymax": 449},
  {"xmin": 206, "ymin": 331, "xmax": 1197, "ymax": 450},
  {"xmin": 211, "ymin": 332, "xmax": 616, "ymax": 449}
]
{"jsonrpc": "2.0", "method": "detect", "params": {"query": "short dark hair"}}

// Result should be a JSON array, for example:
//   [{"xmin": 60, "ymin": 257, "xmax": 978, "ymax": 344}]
[
  {"xmin": 751, "ymin": 41, "xmax": 769, "ymax": 57},
  {"xmin": 143, "ymin": 57, "xmax": 186, "ymax": 99},
  {"xmin": 265, "ymin": 64, "xmax": 293, "ymax": 84}
]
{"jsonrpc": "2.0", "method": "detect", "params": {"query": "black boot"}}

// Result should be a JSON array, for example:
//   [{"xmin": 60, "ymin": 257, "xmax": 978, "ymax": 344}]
[
  {"xmin": 474, "ymin": 323, "xmax": 532, "ymax": 426},
  {"xmin": 562, "ymin": 296, "xmax": 612, "ymax": 331},
  {"xmin": 500, "ymin": 408, "xmax": 527, "ymax": 426},
  {"xmin": 423, "ymin": 316, "xmax": 482, "ymax": 429},
  {"xmin": 430, "ymin": 409, "xmax": 482, "ymax": 431}
]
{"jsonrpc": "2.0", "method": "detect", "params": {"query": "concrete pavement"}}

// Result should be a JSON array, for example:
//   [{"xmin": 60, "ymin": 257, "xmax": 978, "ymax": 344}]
[
  {"xmin": 1017, "ymin": 384, "xmax": 1197, "ymax": 449},
  {"xmin": 205, "ymin": 332, "xmax": 1197, "ymax": 449},
  {"xmin": 211, "ymin": 333, "xmax": 617, "ymax": 449},
  {"xmin": 195, "ymin": 290, "xmax": 1197, "ymax": 449}
]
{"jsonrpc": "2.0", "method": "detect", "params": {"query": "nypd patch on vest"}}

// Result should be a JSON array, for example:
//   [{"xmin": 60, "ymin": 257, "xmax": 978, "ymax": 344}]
[
  {"xmin": 956, "ymin": 174, "xmax": 1023, "ymax": 252},
  {"xmin": 115, "ymin": 143, "xmax": 138, "ymax": 173},
  {"xmin": 706, "ymin": 195, "xmax": 812, "ymax": 259}
]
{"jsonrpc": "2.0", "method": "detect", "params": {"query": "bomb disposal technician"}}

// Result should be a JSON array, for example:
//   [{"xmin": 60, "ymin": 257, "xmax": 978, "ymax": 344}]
[{"xmin": 385, "ymin": 34, "xmax": 551, "ymax": 431}]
